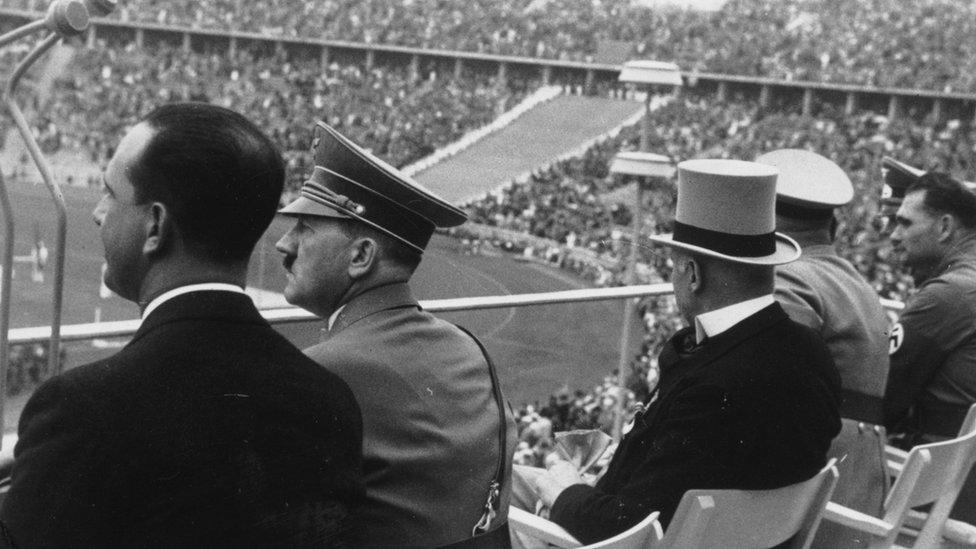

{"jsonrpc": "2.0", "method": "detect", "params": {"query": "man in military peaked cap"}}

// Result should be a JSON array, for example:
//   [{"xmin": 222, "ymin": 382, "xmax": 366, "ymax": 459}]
[
  {"xmin": 517, "ymin": 159, "xmax": 840, "ymax": 545},
  {"xmin": 276, "ymin": 122, "xmax": 517, "ymax": 548},
  {"xmin": 879, "ymin": 156, "xmax": 976, "ymax": 235},
  {"xmin": 758, "ymin": 149, "xmax": 889, "ymax": 548}
]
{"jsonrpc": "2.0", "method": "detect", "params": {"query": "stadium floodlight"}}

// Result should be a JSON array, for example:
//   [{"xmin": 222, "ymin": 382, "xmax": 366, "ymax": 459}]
[
  {"xmin": 84, "ymin": 0, "xmax": 118, "ymax": 17},
  {"xmin": 608, "ymin": 151, "xmax": 673, "ymax": 443},
  {"xmin": 618, "ymin": 60, "xmax": 682, "ymax": 87},
  {"xmin": 610, "ymin": 151, "xmax": 675, "ymax": 179}
]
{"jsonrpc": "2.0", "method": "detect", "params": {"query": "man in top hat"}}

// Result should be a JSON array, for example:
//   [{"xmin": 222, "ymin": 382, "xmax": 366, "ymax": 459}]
[
  {"xmin": 519, "ymin": 159, "xmax": 841, "ymax": 544},
  {"xmin": 275, "ymin": 122, "xmax": 517, "ymax": 548},
  {"xmin": 758, "ymin": 149, "xmax": 890, "ymax": 547},
  {"xmin": 885, "ymin": 171, "xmax": 976, "ymax": 523},
  {"xmin": 0, "ymin": 103, "xmax": 365, "ymax": 547}
]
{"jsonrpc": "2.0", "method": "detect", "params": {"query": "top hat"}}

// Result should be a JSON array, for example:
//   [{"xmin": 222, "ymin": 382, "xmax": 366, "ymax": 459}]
[
  {"xmin": 278, "ymin": 122, "xmax": 467, "ymax": 253},
  {"xmin": 755, "ymin": 149, "xmax": 853, "ymax": 220},
  {"xmin": 648, "ymin": 159, "xmax": 800, "ymax": 265}
]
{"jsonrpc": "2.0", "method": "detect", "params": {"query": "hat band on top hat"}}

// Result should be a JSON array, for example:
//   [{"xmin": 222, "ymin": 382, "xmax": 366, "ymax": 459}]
[
  {"xmin": 302, "ymin": 167, "xmax": 435, "ymax": 253},
  {"xmin": 673, "ymin": 221, "xmax": 776, "ymax": 258}
]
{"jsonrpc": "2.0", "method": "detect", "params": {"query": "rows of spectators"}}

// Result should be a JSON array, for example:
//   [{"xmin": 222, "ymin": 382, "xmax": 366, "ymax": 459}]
[
  {"xmin": 9, "ymin": 0, "xmax": 976, "ymax": 91},
  {"xmin": 466, "ymin": 91, "xmax": 976, "ymax": 402},
  {"xmin": 12, "ymin": 40, "xmax": 520, "ymax": 193}
]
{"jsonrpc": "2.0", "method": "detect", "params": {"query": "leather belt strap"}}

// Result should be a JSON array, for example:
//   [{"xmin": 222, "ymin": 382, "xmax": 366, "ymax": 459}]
[
  {"xmin": 452, "ymin": 325, "xmax": 509, "ymax": 544},
  {"xmin": 840, "ymin": 389, "xmax": 884, "ymax": 425}
]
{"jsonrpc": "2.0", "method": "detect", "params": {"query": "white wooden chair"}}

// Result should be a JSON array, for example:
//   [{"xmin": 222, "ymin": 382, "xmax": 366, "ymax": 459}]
[
  {"xmin": 509, "ymin": 459, "xmax": 838, "ymax": 549},
  {"xmin": 509, "ymin": 506, "xmax": 659, "ymax": 549},
  {"xmin": 823, "ymin": 403, "xmax": 976, "ymax": 548}
]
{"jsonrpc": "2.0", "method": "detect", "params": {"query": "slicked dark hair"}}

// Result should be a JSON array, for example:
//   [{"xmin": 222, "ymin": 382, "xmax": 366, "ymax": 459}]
[
  {"xmin": 130, "ymin": 102, "xmax": 285, "ymax": 262},
  {"xmin": 907, "ymin": 172, "xmax": 976, "ymax": 230}
]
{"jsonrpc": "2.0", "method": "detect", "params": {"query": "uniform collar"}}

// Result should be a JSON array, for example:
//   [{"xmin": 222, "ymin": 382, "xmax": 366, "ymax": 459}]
[
  {"xmin": 694, "ymin": 294, "xmax": 775, "ymax": 344},
  {"xmin": 327, "ymin": 305, "xmax": 346, "ymax": 330},
  {"xmin": 931, "ymin": 234, "xmax": 976, "ymax": 282},
  {"xmin": 142, "ymin": 283, "xmax": 246, "ymax": 320},
  {"xmin": 327, "ymin": 281, "xmax": 417, "ymax": 335}
]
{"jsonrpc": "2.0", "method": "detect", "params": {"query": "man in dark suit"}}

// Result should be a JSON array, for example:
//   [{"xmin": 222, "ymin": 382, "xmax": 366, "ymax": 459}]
[
  {"xmin": 0, "ymin": 103, "xmax": 364, "ymax": 547},
  {"xmin": 519, "ymin": 159, "xmax": 841, "ymax": 544},
  {"xmin": 275, "ymin": 122, "xmax": 517, "ymax": 548}
]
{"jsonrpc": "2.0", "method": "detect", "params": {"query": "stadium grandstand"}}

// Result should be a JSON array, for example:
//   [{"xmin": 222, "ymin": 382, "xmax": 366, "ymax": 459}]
[
  {"xmin": 9, "ymin": 0, "xmax": 976, "ymax": 91},
  {"xmin": 3, "ymin": 0, "xmax": 976, "ymax": 544}
]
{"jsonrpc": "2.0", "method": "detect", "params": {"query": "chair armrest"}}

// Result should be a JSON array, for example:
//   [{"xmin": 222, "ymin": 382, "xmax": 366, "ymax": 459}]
[
  {"xmin": 823, "ymin": 502, "xmax": 894, "ymax": 538},
  {"xmin": 508, "ymin": 507, "xmax": 583, "ymax": 548},
  {"xmin": 885, "ymin": 445, "xmax": 908, "ymax": 476},
  {"xmin": 902, "ymin": 510, "xmax": 976, "ymax": 546}
]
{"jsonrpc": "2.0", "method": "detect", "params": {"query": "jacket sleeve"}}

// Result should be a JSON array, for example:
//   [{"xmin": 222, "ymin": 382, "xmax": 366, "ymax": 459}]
[
  {"xmin": 884, "ymin": 280, "xmax": 956, "ymax": 429},
  {"xmin": 549, "ymin": 383, "xmax": 732, "ymax": 544},
  {"xmin": 0, "ymin": 375, "xmax": 113, "ymax": 548}
]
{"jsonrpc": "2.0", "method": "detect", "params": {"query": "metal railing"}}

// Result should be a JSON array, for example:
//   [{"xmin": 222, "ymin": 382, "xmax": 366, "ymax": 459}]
[{"xmin": 7, "ymin": 283, "xmax": 906, "ymax": 346}]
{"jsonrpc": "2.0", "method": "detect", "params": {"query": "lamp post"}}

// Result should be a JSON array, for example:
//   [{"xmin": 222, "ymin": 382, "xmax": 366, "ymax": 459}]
[
  {"xmin": 609, "ymin": 152, "xmax": 674, "ymax": 440},
  {"xmin": 611, "ymin": 60, "xmax": 682, "ymax": 440}
]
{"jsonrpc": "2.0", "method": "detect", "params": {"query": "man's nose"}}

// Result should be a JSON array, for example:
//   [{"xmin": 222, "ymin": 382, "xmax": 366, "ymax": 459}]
[{"xmin": 274, "ymin": 233, "xmax": 293, "ymax": 255}]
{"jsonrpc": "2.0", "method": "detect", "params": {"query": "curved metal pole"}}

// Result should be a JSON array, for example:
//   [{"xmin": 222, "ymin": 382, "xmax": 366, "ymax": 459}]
[
  {"xmin": 0, "ymin": 171, "xmax": 15, "ymax": 436},
  {"xmin": 0, "ymin": 20, "xmax": 48, "ymax": 49},
  {"xmin": 3, "ymin": 32, "xmax": 67, "ymax": 377}
]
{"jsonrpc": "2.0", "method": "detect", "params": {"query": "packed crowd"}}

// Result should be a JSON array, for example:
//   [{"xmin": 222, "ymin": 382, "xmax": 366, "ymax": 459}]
[
  {"xmin": 9, "ymin": 0, "xmax": 976, "ymax": 91},
  {"xmin": 14, "ymin": 40, "xmax": 520, "ymax": 193},
  {"xmin": 467, "ymin": 91, "xmax": 976, "ymax": 410}
]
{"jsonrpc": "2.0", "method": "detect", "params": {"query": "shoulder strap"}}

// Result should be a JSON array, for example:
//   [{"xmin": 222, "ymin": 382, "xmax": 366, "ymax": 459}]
[{"xmin": 454, "ymin": 324, "xmax": 508, "ymax": 538}]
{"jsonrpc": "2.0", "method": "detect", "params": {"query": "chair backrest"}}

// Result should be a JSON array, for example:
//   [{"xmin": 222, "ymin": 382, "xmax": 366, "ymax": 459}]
[
  {"xmin": 507, "ymin": 506, "xmax": 660, "ymax": 549},
  {"xmin": 879, "ymin": 403, "xmax": 976, "ymax": 548},
  {"xmin": 582, "ymin": 511, "xmax": 662, "ymax": 549},
  {"xmin": 959, "ymin": 402, "xmax": 976, "ymax": 440},
  {"xmin": 657, "ymin": 460, "xmax": 839, "ymax": 549}
]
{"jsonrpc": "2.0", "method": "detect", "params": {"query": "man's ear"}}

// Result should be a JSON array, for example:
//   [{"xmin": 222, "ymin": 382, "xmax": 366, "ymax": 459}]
[
  {"xmin": 142, "ymin": 202, "xmax": 172, "ymax": 256},
  {"xmin": 347, "ymin": 236, "xmax": 380, "ymax": 280},
  {"xmin": 686, "ymin": 256, "xmax": 703, "ymax": 293},
  {"xmin": 937, "ymin": 213, "xmax": 956, "ymax": 243}
]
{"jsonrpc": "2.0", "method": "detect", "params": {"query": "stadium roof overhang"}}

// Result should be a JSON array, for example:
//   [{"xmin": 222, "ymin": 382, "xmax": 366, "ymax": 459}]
[
  {"xmin": 610, "ymin": 151, "xmax": 675, "ymax": 179},
  {"xmin": 618, "ymin": 60, "xmax": 683, "ymax": 87}
]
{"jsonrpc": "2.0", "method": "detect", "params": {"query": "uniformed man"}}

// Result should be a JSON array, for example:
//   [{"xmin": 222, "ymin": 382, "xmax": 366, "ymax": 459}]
[
  {"xmin": 758, "ymin": 149, "xmax": 890, "ymax": 547},
  {"xmin": 885, "ymin": 171, "xmax": 976, "ymax": 523},
  {"xmin": 274, "ymin": 122, "xmax": 517, "ymax": 548}
]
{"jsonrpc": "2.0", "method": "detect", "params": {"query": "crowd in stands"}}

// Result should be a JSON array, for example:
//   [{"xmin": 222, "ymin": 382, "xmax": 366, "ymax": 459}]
[
  {"xmin": 11, "ymin": 39, "xmax": 520, "ymax": 194},
  {"xmin": 466, "ymin": 91, "xmax": 976, "ymax": 417},
  {"xmin": 8, "ymin": 0, "xmax": 976, "ymax": 91},
  {"xmin": 6, "ymin": 0, "xmax": 976, "ymax": 458}
]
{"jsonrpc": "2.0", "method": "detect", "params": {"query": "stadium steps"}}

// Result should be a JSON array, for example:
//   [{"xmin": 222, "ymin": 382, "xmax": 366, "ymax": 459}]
[{"xmin": 412, "ymin": 94, "xmax": 642, "ymax": 205}]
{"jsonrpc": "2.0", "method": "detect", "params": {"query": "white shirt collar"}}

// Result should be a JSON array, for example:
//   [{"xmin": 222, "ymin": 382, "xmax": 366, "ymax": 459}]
[
  {"xmin": 327, "ymin": 305, "xmax": 347, "ymax": 330},
  {"xmin": 694, "ymin": 294, "xmax": 775, "ymax": 344},
  {"xmin": 142, "ymin": 283, "xmax": 246, "ymax": 320}
]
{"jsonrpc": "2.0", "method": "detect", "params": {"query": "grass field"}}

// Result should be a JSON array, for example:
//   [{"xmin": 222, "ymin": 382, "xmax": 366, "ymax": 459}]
[{"xmin": 2, "ymin": 176, "xmax": 631, "ymax": 431}]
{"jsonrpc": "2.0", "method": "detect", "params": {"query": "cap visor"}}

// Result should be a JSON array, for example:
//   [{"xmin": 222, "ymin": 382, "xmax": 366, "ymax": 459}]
[
  {"xmin": 277, "ymin": 195, "xmax": 351, "ymax": 219},
  {"xmin": 647, "ymin": 232, "xmax": 801, "ymax": 265}
]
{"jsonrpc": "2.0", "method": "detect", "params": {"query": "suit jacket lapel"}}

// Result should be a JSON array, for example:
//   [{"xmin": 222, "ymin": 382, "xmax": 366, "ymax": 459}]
[
  {"xmin": 327, "ymin": 282, "xmax": 418, "ymax": 337},
  {"xmin": 129, "ymin": 291, "xmax": 264, "ymax": 346}
]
